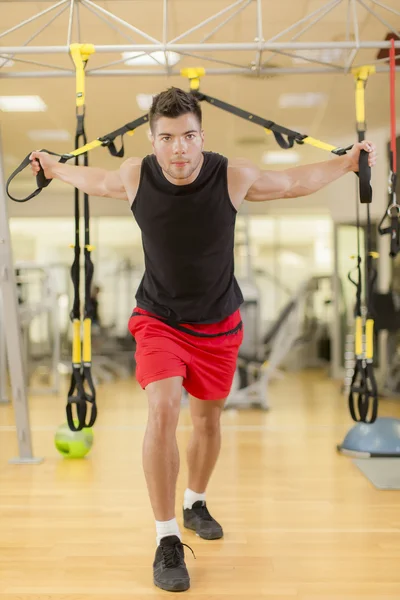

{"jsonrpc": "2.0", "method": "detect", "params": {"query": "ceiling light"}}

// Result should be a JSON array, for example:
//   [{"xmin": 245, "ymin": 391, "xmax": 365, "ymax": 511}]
[
  {"xmin": 122, "ymin": 51, "xmax": 180, "ymax": 67},
  {"xmin": 136, "ymin": 94, "xmax": 154, "ymax": 111},
  {"xmin": 262, "ymin": 151, "xmax": 300, "ymax": 165},
  {"xmin": 0, "ymin": 95, "xmax": 47, "ymax": 112},
  {"xmin": 278, "ymin": 93, "xmax": 327, "ymax": 109},
  {"xmin": 28, "ymin": 129, "xmax": 71, "ymax": 141}
]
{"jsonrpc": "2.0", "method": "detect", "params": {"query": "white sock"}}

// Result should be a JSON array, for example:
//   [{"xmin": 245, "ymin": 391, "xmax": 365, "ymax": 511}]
[
  {"xmin": 183, "ymin": 488, "xmax": 206, "ymax": 510},
  {"xmin": 156, "ymin": 517, "xmax": 181, "ymax": 546}
]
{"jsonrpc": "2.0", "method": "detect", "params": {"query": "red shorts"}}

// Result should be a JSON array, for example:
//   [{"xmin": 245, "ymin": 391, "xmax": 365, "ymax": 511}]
[{"xmin": 128, "ymin": 307, "xmax": 243, "ymax": 400}]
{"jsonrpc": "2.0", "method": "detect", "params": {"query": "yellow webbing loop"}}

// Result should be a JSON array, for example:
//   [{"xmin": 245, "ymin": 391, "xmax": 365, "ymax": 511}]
[
  {"xmin": 302, "ymin": 137, "xmax": 336, "ymax": 153},
  {"xmin": 69, "ymin": 139, "xmax": 103, "ymax": 157},
  {"xmin": 83, "ymin": 318, "xmax": 92, "ymax": 363},
  {"xmin": 72, "ymin": 319, "xmax": 82, "ymax": 364},
  {"xmin": 181, "ymin": 67, "xmax": 206, "ymax": 91},
  {"xmin": 365, "ymin": 319, "xmax": 374, "ymax": 360},
  {"xmin": 352, "ymin": 65, "xmax": 375, "ymax": 129},
  {"xmin": 355, "ymin": 316, "xmax": 363, "ymax": 357},
  {"xmin": 69, "ymin": 43, "xmax": 95, "ymax": 108}
]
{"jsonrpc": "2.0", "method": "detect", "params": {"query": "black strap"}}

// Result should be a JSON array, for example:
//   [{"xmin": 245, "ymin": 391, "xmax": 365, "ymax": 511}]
[
  {"xmin": 131, "ymin": 311, "xmax": 242, "ymax": 338},
  {"xmin": 192, "ymin": 90, "xmax": 307, "ymax": 150},
  {"xmin": 97, "ymin": 114, "xmax": 150, "ymax": 157},
  {"xmin": 6, "ymin": 115, "xmax": 150, "ymax": 203}
]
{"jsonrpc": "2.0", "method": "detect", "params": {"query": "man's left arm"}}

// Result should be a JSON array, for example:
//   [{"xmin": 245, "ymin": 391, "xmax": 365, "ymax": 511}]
[{"xmin": 243, "ymin": 141, "xmax": 377, "ymax": 202}]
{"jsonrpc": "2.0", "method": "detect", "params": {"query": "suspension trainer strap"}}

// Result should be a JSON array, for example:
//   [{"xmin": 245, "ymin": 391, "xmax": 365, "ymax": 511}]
[
  {"xmin": 66, "ymin": 43, "xmax": 97, "ymax": 432},
  {"xmin": 6, "ymin": 117, "xmax": 149, "ymax": 203},
  {"xmin": 348, "ymin": 65, "xmax": 379, "ymax": 424},
  {"xmin": 378, "ymin": 38, "xmax": 400, "ymax": 257}
]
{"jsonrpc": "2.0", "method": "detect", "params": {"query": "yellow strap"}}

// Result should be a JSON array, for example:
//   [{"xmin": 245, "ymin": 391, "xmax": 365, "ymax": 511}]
[
  {"xmin": 365, "ymin": 319, "xmax": 374, "ymax": 360},
  {"xmin": 83, "ymin": 318, "xmax": 92, "ymax": 363},
  {"xmin": 68, "ymin": 139, "xmax": 103, "ymax": 157},
  {"xmin": 302, "ymin": 136, "xmax": 336, "ymax": 153},
  {"xmin": 180, "ymin": 67, "xmax": 206, "ymax": 91},
  {"xmin": 265, "ymin": 129, "xmax": 339, "ymax": 154},
  {"xmin": 72, "ymin": 319, "xmax": 81, "ymax": 364},
  {"xmin": 355, "ymin": 316, "xmax": 363, "ymax": 357},
  {"xmin": 352, "ymin": 65, "xmax": 375, "ymax": 128},
  {"xmin": 69, "ymin": 43, "xmax": 95, "ymax": 108}
]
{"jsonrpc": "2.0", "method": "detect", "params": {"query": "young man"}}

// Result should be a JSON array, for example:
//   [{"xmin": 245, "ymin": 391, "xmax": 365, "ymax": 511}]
[{"xmin": 30, "ymin": 87, "xmax": 377, "ymax": 593}]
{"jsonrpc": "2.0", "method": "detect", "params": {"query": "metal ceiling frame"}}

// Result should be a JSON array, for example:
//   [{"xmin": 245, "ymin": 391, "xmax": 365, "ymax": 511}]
[{"xmin": 0, "ymin": 0, "xmax": 399, "ymax": 77}]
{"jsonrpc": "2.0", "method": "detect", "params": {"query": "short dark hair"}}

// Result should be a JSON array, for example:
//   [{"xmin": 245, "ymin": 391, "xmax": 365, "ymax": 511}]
[{"xmin": 149, "ymin": 87, "xmax": 202, "ymax": 132}]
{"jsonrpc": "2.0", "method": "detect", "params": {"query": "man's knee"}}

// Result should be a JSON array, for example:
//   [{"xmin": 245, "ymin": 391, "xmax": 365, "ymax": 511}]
[
  {"xmin": 192, "ymin": 411, "xmax": 221, "ymax": 437},
  {"xmin": 146, "ymin": 377, "xmax": 182, "ymax": 434}
]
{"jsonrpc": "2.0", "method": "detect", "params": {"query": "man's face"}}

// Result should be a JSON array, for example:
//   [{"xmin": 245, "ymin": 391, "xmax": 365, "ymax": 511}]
[{"xmin": 151, "ymin": 113, "xmax": 204, "ymax": 181}]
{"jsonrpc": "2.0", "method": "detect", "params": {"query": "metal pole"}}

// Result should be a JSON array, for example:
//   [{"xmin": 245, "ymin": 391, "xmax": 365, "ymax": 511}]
[
  {"xmin": 0, "ymin": 53, "xmax": 74, "ymax": 71},
  {"xmin": 370, "ymin": 0, "xmax": 400, "ymax": 18},
  {"xmin": 0, "ymin": 130, "xmax": 42, "ymax": 465},
  {"xmin": 262, "ymin": 0, "xmax": 342, "ymax": 68},
  {"xmin": 81, "ymin": 0, "xmax": 162, "ymax": 44},
  {"xmin": 2, "ymin": 65, "xmax": 400, "ymax": 78},
  {"xmin": 0, "ymin": 3, "xmax": 70, "ymax": 71},
  {"xmin": 163, "ymin": 0, "xmax": 169, "ymax": 74},
  {"xmin": 267, "ymin": 0, "xmax": 340, "ymax": 43},
  {"xmin": 177, "ymin": 50, "xmax": 252, "ymax": 70},
  {"xmin": 260, "ymin": 48, "xmax": 343, "ymax": 71},
  {"xmin": 0, "ymin": 293, "xmax": 8, "ymax": 403},
  {"xmin": 80, "ymin": 3, "xmax": 137, "ymax": 45},
  {"xmin": 67, "ymin": 0, "xmax": 75, "ymax": 46},
  {"xmin": 344, "ymin": 0, "xmax": 360, "ymax": 72},
  {"xmin": 2, "ymin": 41, "xmax": 400, "ymax": 54},
  {"xmin": 356, "ymin": 0, "xmax": 400, "ymax": 40},
  {"xmin": 80, "ymin": 0, "xmax": 165, "ymax": 66},
  {"xmin": 255, "ymin": 0, "xmax": 263, "ymax": 72},
  {"xmin": 75, "ymin": 0, "xmax": 81, "ymax": 42},
  {"xmin": 168, "ymin": 0, "xmax": 247, "ymax": 44},
  {"xmin": 80, "ymin": 2, "xmax": 164, "ymax": 67},
  {"xmin": 200, "ymin": 0, "xmax": 252, "ymax": 44},
  {"xmin": 0, "ymin": 0, "xmax": 68, "ymax": 41}
]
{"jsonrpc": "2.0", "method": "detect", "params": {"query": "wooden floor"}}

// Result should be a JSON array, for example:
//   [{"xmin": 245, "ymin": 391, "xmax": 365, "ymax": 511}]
[{"xmin": 1, "ymin": 368, "xmax": 400, "ymax": 599}]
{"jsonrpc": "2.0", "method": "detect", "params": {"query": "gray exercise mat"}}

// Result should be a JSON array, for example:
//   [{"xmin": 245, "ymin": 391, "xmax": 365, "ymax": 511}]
[{"xmin": 353, "ymin": 458, "xmax": 400, "ymax": 489}]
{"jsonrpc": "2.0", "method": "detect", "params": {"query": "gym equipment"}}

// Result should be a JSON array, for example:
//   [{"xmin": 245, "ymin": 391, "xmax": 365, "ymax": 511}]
[
  {"xmin": 0, "ymin": 136, "xmax": 42, "ymax": 464},
  {"xmin": 227, "ymin": 276, "xmax": 332, "ymax": 409},
  {"xmin": 346, "ymin": 66, "xmax": 379, "ymax": 425},
  {"xmin": 7, "ymin": 68, "xmax": 371, "ymax": 206},
  {"xmin": 13, "ymin": 263, "xmax": 61, "ymax": 396},
  {"xmin": 54, "ymin": 421, "xmax": 94, "ymax": 459},
  {"xmin": 353, "ymin": 457, "xmax": 400, "ymax": 490},
  {"xmin": 338, "ymin": 417, "xmax": 400, "ymax": 458},
  {"xmin": 65, "ymin": 45, "xmax": 97, "ymax": 432},
  {"xmin": 378, "ymin": 38, "xmax": 400, "ymax": 257}
]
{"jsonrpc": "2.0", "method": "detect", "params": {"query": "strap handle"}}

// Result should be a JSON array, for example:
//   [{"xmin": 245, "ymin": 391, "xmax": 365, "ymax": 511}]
[{"xmin": 6, "ymin": 150, "xmax": 70, "ymax": 203}]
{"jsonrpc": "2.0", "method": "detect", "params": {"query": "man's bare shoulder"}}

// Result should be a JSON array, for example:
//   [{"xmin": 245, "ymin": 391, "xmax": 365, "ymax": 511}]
[
  {"xmin": 228, "ymin": 157, "xmax": 260, "ymax": 180},
  {"xmin": 119, "ymin": 157, "xmax": 143, "ymax": 204},
  {"xmin": 120, "ymin": 156, "xmax": 143, "ymax": 174}
]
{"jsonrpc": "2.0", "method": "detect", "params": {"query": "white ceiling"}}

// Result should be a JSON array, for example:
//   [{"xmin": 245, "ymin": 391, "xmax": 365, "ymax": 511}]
[{"xmin": 1, "ymin": 0, "xmax": 399, "ymax": 204}]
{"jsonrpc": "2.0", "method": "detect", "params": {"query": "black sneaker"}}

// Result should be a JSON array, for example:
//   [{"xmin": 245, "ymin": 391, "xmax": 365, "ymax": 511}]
[
  {"xmin": 183, "ymin": 501, "xmax": 223, "ymax": 540},
  {"xmin": 153, "ymin": 535, "xmax": 195, "ymax": 592}
]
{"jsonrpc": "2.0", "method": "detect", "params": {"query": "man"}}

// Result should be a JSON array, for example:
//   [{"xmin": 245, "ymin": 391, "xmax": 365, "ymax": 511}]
[{"xmin": 30, "ymin": 87, "xmax": 377, "ymax": 593}]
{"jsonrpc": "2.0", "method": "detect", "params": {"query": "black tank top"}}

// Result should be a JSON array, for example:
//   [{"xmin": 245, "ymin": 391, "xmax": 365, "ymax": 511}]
[{"xmin": 131, "ymin": 151, "xmax": 243, "ymax": 324}]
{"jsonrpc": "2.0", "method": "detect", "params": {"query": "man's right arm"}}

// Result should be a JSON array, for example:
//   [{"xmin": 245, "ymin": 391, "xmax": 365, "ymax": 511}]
[{"xmin": 29, "ymin": 151, "xmax": 141, "ymax": 201}]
